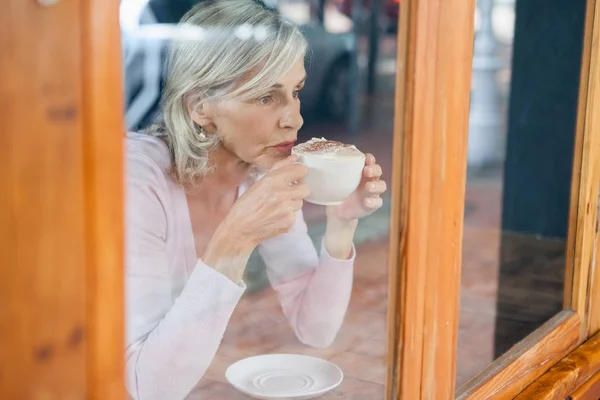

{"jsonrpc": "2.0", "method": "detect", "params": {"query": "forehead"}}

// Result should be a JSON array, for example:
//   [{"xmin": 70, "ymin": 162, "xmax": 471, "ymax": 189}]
[
  {"xmin": 247, "ymin": 58, "xmax": 306, "ymax": 89},
  {"xmin": 229, "ymin": 57, "xmax": 307, "ymax": 101},
  {"xmin": 276, "ymin": 58, "xmax": 306, "ymax": 86}
]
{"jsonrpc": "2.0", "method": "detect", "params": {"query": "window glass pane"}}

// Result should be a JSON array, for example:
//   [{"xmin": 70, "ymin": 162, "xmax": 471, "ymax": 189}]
[
  {"xmin": 120, "ymin": 0, "xmax": 398, "ymax": 398},
  {"xmin": 457, "ymin": 0, "xmax": 586, "ymax": 387}
]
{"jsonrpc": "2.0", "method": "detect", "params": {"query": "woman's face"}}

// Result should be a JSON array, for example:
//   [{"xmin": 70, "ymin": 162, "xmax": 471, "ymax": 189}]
[{"xmin": 194, "ymin": 58, "xmax": 306, "ymax": 170}]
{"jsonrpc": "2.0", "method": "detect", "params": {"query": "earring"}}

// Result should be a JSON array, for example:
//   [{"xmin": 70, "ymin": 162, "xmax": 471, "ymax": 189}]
[{"xmin": 198, "ymin": 125, "xmax": 207, "ymax": 142}]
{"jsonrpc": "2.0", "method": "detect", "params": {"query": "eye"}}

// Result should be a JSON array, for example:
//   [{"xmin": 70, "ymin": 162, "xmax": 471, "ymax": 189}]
[
  {"xmin": 258, "ymin": 95, "xmax": 273, "ymax": 105},
  {"xmin": 292, "ymin": 89, "xmax": 301, "ymax": 99}
]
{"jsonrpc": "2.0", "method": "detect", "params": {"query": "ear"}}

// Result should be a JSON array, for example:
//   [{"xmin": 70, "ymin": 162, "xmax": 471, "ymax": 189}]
[{"xmin": 187, "ymin": 99, "xmax": 216, "ymax": 133}]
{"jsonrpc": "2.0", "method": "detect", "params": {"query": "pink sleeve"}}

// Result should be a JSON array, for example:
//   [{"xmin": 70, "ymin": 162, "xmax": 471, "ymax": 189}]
[
  {"xmin": 258, "ymin": 210, "xmax": 355, "ymax": 348},
  {"xmin": 126, "ymin": 152, "xmax": 245, "ymax": 400}
]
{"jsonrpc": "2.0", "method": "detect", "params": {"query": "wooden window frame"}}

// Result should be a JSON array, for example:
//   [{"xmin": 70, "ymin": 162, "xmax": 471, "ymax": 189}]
[
  {"xmin": 384, "ymin": 0, "xmax": 476, "ymax": 398},
  {"xmin": 82, "ymin": 0, "xmax": 126, "ymax": 398},
  {"xmin": 3, "ymin": 0, "xmax": 599, "ymax": 398},
  {"xmin": 385, "ymin": 0, "xmax": 600, "ymax": 398},
  {"xmin": 516, "ymin": 332, "xmax": 600, "ymax": 399},
  {"xmin": 1, "ymin": 0, "xmax": 124, "ymax": 398}
]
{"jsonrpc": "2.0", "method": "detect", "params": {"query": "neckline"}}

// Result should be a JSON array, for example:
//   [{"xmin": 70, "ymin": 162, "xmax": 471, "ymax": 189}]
[{"xmin": 180, "ymin": 182, "xmax": 248, "ymax": 274}]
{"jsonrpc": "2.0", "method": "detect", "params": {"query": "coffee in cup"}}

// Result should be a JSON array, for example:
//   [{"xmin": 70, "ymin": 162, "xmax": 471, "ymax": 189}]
[{"xmin": 292, "ymin": 137, "xmax": 365, "ymax": 205}]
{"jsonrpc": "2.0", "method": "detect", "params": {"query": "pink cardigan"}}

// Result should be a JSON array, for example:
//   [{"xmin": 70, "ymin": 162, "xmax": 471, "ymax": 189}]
[{"xmin": 125, "ymin": 133, "xmax": 355, "ymax": 400}]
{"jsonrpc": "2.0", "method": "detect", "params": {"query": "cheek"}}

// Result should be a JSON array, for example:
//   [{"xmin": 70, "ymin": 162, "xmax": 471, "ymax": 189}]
[
  {"xmin": 234, "ymin": 120, "xmax": 273, "ymax": 153},
  {"xmin": 213, "ymin": 102, "xmax": 283, "ymax": 162},
  {"xmin": 236, "ymin": 110, "xmax": 278, "ymax": 147}
]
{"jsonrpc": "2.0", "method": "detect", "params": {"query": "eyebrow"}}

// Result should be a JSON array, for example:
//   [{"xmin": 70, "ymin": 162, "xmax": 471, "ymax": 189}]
[{"xmin": 271, "ymin": 76, "xmax": 307, "ymax": 89}]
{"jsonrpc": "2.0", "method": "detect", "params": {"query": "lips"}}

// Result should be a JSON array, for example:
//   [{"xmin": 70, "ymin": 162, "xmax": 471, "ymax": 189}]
[{"xmin": 273, "ymin": 141, "xmax": 296, "ymax": 152}]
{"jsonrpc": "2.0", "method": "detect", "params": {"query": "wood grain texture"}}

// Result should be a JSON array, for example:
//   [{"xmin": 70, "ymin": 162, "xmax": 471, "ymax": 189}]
[
  {"xmin": 0, "ymin": 0, "xmax": 87, "ymax": 398},
  {"xmin": 0, "ymin": 0, "xmax": 125, "ymax": 398},
  {"xmin": 457, "ymin": 310, "xmax": 580, "ymax": 400},
  {"xmin": 564, "ymin": 0, "xmax": 600, "ymax": 340},
  {"xmin": 81, "ymin": 0, "xmax": 126, "ymax": 399},
  {"xmin": 387, "ymin": 0, "xmax": 476, "ymax": 398},
  {"xmin": 564, "ymin": 0, "xmax": 595, "ymax": 312},
  {"xmin": 384, "ymin": 0, "xmax": 410, "ymax": 397},
  {"xmin": 516, "ymin": 331, "xmax": 600, "ymax": 399},
  {"xmin": 581, "ymin": 0, "xmax": 600, "ymax": 338},
  {"xmin": 570, "ymin": 371, "xmax": 600, "ymax": 400}
]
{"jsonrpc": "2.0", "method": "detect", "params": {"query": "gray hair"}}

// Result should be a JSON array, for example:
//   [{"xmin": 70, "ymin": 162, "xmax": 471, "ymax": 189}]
[{"xmin": 152, "ymin": 0, "xmax": 308, "ymax": 187}]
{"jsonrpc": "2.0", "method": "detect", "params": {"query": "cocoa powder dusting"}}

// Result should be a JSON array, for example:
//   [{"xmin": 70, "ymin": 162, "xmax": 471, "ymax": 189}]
[{"xmin": 294, "ymin": 139, "xmax": 360, "ymax": 155}]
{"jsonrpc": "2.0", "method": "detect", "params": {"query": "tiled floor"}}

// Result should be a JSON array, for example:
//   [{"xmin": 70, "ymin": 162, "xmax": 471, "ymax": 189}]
[
  {"xmin": 191, "ymin": 175, "xmax": 565, "ymax": 398},
  {"xmin": 190, "ymin": 238, "xmax": 390, "ymax": 399},
  {"xmin": 457, "ymin": 179, "xmax": 565, "ymax": 386},
  {"xmin": 457, "ymin": 179, "xmax": 504, "ymax": 386}
]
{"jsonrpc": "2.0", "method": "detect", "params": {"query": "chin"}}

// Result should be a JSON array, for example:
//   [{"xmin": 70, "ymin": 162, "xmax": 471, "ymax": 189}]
[
  {"xmin": 253, "ymin": 151, "xmax": 290, "ymax": 170},
  {"xmin": 271, "ymin": 151, "xmax": 292, "ymax": 164}
]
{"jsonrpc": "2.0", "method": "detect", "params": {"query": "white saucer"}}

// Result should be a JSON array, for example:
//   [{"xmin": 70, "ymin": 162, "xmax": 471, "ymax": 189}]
[{"xmin": 225, "ymin": 354, "xmax": 343, "ymax": 400}]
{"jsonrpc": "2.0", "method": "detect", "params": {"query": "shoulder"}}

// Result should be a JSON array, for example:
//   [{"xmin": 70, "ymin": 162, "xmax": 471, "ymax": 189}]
[
  {"xmin": 125, "ymin": 132, "xmax": 178, "ymax": 220},
  {"xmin": 125, "ymin": 131, "xmax": 174, "ymax": 187},
  {"xmin": 125, "ymin": 132, "xmax": 175, "ymax": 239},
  {"xmin": 126, "ymin": 132, "xmax": 171, "ymax": 169}
]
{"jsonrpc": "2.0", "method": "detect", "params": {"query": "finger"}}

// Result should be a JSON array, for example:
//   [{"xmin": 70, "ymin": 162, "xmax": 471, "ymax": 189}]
[
  {"xmin": 271, "ymin": 154, "xmax": 299, "ymax": 171},
  {"xmin": 364, "ymin": 164, "xmax": 383, "ymax": 179},
  {"xmin": 290, "ymin": 182, "xmax": 310, "ymax": 200},
  {"xmin": 365, "ymin": 180, "xmax": 387, "ymax": 194},
  {"xmin": 364, "ymin": 196, "xmax": 383, "ymax": 209},
  {"xmin": 365, "ymin": 153, "xmax": 376, "ymax": 166},
  {"xmin": 290, "ymin": 199, "xmax": 303, "ymax": 212},
  {"xmin": 279, "ymin": 162, "xmax": 308, "ymax": 183}
]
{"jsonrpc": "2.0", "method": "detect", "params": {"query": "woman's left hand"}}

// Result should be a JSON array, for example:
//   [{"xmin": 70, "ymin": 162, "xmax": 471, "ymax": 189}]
[{"xmin": 327, "ymin": 153, "xmax": 386, "ymax": 221}]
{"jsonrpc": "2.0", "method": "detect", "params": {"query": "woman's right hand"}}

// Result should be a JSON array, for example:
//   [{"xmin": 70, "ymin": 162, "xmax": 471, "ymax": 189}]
[
  {"xmin": 202, "ymin": 155, "xmax": 309, "ymax": 281},
  {"xmin": 226, "ymin": 154, "xmax": 310, "ymax": 246}
]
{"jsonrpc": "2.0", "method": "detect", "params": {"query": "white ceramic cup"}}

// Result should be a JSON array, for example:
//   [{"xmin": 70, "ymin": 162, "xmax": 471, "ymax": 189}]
[{"xmin": 292, "ymin": 149, "xmax": 366, "ymax": 206}]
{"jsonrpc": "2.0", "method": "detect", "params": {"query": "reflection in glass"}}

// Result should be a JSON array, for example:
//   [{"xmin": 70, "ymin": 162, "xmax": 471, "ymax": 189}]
[
  {"xmin": 457, "ymin": 0, "xmax": 587, "ymax": 387},
  {"xmin": 120, "ymin": 0, "xmax": 395, "ymax": 398}
]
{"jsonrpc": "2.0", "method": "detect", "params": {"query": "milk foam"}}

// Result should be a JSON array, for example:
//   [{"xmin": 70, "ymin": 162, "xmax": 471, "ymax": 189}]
[{"xmin": 292, "ymin": 137, "xmax": 363, "ymax": 160}]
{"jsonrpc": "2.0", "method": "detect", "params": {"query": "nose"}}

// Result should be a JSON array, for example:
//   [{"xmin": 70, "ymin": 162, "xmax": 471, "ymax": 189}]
[{"xmin": 279, "ymin": 105, "xmax": 304, "ymax": 131}]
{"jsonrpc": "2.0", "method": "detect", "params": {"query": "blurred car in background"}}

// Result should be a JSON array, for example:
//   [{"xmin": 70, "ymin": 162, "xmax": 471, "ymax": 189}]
[
  {"xmin": 122, "ymin": 0, "xmax": 357, "ymax": 130},
  {"xmin": 332, "ymin": 0, "xmax": 399, "ymax": 33}
]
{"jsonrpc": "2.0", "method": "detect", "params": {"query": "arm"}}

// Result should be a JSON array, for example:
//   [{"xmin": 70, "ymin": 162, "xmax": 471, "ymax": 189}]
[
  {"xmin": 258, "ymin": 210, "xmax": 357, "ymax": 348},
  {"xmin": 125, "ymin": 153, "xmax": 246, "ymax": 400}
]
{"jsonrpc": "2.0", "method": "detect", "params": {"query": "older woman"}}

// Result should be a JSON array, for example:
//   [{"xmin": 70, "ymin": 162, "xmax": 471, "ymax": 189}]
[{"xmin": 125, "ymin": 0, "xmax": 387, "ymax": 399}]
